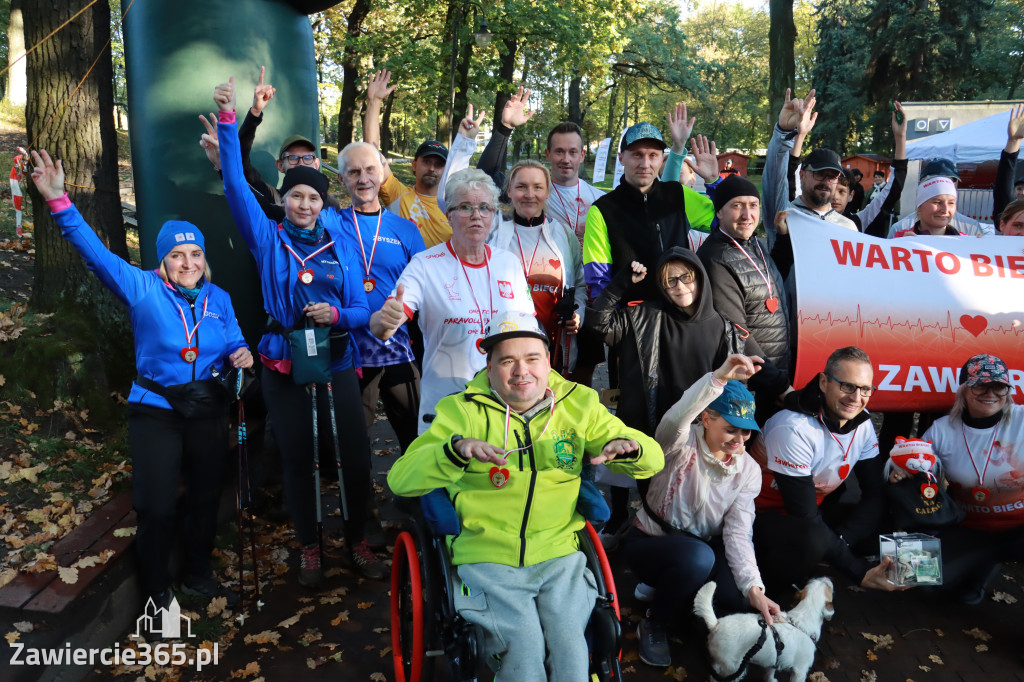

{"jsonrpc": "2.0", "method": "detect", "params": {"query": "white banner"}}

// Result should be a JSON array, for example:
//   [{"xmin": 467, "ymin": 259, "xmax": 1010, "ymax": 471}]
[
  {"xmin": 611, "ymin": 129, "xmax": 627, "ymax": 190},
  {"xmin": 591, "ymin": 137, "xmax": 611, "ymax": 185},
  {"xmin": 788, "ymin": 212, "xmax": 1024, "ymax": 411}
]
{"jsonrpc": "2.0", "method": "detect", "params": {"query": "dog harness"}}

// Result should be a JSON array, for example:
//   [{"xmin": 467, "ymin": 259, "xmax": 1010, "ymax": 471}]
[{"xmin": 711, "ymin": 617, "xmax": 786, "ymax": 682}]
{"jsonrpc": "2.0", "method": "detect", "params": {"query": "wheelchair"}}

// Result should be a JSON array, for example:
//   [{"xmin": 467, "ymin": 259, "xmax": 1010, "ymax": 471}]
[{"xmin": 390, "ymin": 504, "xmax": 624, "ymax": 682}]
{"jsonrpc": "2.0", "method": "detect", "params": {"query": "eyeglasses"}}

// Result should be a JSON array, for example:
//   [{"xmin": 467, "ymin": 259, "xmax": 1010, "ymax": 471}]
[
  {"xmin": 282, "ymin": 153, "xmax": 317, "ymax": 166},
  {"xmin": 452, "ymin": 203, "xmax": 496, "ymax": 217},
  {"xmin": 826, "ymin": 374, "xmax": 876, "ymax": 397},
  {"xmin": 969, "ymin": 383, "xmax": 1010, "ymax": 397},
  {"xmin": 664, "ymin": 272, "xmax": 696, "ymax": 289},
  {"xmin": 810, "ymin": 170, "xmax": 841, "ymax": 183}
]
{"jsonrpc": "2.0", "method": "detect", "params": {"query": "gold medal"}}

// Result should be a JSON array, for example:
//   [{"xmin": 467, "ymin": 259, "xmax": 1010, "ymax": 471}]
[
  {"xmin": 181, "ymin": 347, "xmax": 198, "ymax": 363},
  {"xmin": 489, "ymin": 466, "xmax": 510, "ymax": 488},
  {"xmin": 363, "ymin": 278, "xmax": 376, "ymax": 293},
  {"xmin": 299, "ymin": 269, "xmax": 314, "ymax": 285},
  {"xmin": 972, "ymin": 486, "xmax": 990, "ymax": 503}
]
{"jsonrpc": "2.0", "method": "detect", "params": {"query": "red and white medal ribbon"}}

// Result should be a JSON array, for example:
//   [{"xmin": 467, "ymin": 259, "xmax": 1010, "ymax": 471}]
[
  {"xmin": 819, "ymin": 410, "xmax": 855, "ymax": 481},
  {"xmin": 352, "ymin": 206, "xmax": 383, "ymax": 292},
  {"xmin": 450, "ymin": 241, "xmax": 493, "ymax": 353},
  {"xmin": 962, "ymin": 423, "xmax": 997, "ymax": 503},
  {"xmin": 176, "ymin": 296, "xmax": 208, "ymax": 363},
  {"xmin": 283, "ymin": 240, "xmax": 335, "ymax": 285},
  {"xmin": 514, "ymin": 227, "xmax": 543, "ymax": 279},
  {"xmin": 552, "ymin": 181, "xmax": 583, "ymax": 236},
  {"xmin": 718, "ymin": 228, "xmax": 779, "ymax": 313}
]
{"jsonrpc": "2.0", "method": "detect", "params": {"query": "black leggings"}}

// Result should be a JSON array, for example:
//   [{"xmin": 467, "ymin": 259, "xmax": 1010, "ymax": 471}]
[
  {"xmin": 359, "ymin": 362, "xmax": 420, "ymax": 454},
  {"xmin": 752, "ymin": 513, "xmax": 833, "ymax": 596},
  {"xmin": 936, "ymin": 523, "xmax": 1024, "ymax": 590},
  {"xmin": 128, "ymin": 404, "xmax": 228, "ymax": 598},
  {"xmin": 262, "ymin": 366, "xmax": 371, "ymax": 547}
]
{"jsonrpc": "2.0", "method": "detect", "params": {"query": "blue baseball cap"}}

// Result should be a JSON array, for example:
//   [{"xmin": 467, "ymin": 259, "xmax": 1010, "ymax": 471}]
[
  {"xmin": 155, "ymin": 221, "xmax": 205, "ymax": 263},
  {"xmin": 708, "ymin": 381, "xmax": 760, "ymax": 431},
  {"xmin": 620, "ymin": 122, "xmax": 666, "ymax": 152}
]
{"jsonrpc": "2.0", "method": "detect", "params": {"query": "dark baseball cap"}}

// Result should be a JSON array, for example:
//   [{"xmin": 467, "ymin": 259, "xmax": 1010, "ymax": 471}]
[
  {"xmin": 619, "ymin": 122, "xmax": 666, "ymax": 152},
  {"xmin": 414, "ymin": 140, "xmax": 448, "ymax": 161},
  {"xmin": 279, "ymin": 134, "xmax": 316, "ymax": 159},
  {"xmin": 921, "ymin": 158, "xmax": 960, "ymax": 181},
  {"xmin": 959, "ymin": 354, "xmax": 1010, "ymax": 387},
  {"xmin": 803, "ymin": 148, "xmax": 843, "ymax": 174},
  {"xmin": 1014, "ymin": 176, "xmax": 1024, "ymax": 187}
]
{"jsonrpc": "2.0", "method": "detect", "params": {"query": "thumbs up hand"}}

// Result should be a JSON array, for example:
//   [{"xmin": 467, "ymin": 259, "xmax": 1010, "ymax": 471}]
[{"xmin": 379, "ymin": 283, "xmax": 409, "ymax": 331}]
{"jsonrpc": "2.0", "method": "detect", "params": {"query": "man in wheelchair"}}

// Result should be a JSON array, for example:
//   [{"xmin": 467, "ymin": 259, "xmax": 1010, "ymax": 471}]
[{"xmin": 388, "ymin": 310, "xmax": 664, "ymax": 681}]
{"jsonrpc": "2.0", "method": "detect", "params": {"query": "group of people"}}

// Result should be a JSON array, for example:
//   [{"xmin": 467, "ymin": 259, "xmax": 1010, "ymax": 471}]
[{"xmin": 23, "ymin": 66, "xmax": 1024, "ymax": 677}]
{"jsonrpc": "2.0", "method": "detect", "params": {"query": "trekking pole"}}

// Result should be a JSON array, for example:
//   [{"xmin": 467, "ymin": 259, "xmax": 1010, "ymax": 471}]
[
  {"xmin": 310, "ymin": 382, "xmax": 324, "ymax": 562},
  {"xmin": 324, "ymin": 381, "xmax": 350, "ymax": 521},
  {"xmin": 234, "ymin": 371, "xmax": 260, "ymax": 606}
]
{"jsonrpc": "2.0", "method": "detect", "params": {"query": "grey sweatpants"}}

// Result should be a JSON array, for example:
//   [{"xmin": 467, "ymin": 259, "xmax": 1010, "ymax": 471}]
[{"xmin": 455, "ymin": 552, "xmax": 598, "ymax": 682}]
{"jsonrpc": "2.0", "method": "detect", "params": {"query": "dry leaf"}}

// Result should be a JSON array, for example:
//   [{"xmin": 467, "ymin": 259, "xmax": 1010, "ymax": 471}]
[
  {"xmin": 357, "ymin": 601, "xmax": 374, "ymax": 609},
  {"xmin": 208, "ymin": 596, "xmax": 228, "ymax": 617},
  {"xmin": 370, "ymin": 674, "xmax": 387, "ymax": 682},
  {"xmin": 330, "ymin": 611, "xmax": 350, "ymax": 626},
  {"xmin": 58, "ymin": 566, "xmax": 79, "ymax": 584},
  {"xmin": 228, "ymin": 661, "xmax": 261, "ymax": 679},
  {"xmin": 860, "ymin": 632, "xmax": 894, "ymax": 651},
  {"xmin": 992, "ymin": 591, "xmax": 1018, "ymax": 604},
  {"xmin": 808, "ymin": 674, "xmax": 830, "ymax": 682},
  {"xmin": 113, "ymin": 526, "xmax": 137, "ymax": 537},
  {"xmin": 934, "ymin": 628, "xmax": 944, "ymax": 637},
  {"xmin": 278, "ymin": 614, "xmax": 302, "ymax": 629},
  {"xmin": 4, "ymin": 632, "xmax": 19, "ymax": 644},
  {"xmin": 13, "ymin": 621, "xmax": 33, "ymax": 633},
  {"xmin": 975, "ymin": 644, "xmax": 988, "ymax": 652},
  {"xmin": 928, "ymin": 654, "xmax": 944, "ymax": 665},
  {"xmin": 918, "ymin": 665, "xmax": 931, "ymax": 672},
  {"xmin": 243, "ymin": 630, "xmax": 281, "ymax": 646},
  {"xmin": 859, "ymin": 671, "xmax": 877, "ymax": 682},
  {"xmin": 664, "ymin": 665, "xmax": 687, "ymax": 680},
  {"xmin": 0, "ymin": 568, "xmax": 16, "ymax": 588},
  {"xmin": 962, "ymin": 627, "xmax": 992, "ymax": 641},
  {"xmin": 866, "ymin": 650, "xmax": 878, "ymax": 661},
  {"xmin": 72, "ymin": 555, "xmax": 102, "ymax": 569}
]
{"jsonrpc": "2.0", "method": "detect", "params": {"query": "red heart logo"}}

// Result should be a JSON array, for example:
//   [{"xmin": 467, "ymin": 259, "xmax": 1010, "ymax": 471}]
[
  {"xmin": 489, "ymin": 466, "xmax": 511, "ymax": 488},
  {"xmin": 959, "ymin": 314, "xmax": 988, "ymax": 338},
  {"xmin": 765, "ymin": 296, "xmax": 779, "ymax": 314},
  {"xmin": 298, "ymin": 268, "xmax": 314, "ymax": 284},
  {"xmin": 180, "ymin": 346, "xmax": 198, "ymax": 363},
  {"xmin": 838, "ymin": 464, "xmax": 850, "ymax": 480},
  {"xmin": 548, "ymin": 259, "xmax": 561, "ymax": 269}
]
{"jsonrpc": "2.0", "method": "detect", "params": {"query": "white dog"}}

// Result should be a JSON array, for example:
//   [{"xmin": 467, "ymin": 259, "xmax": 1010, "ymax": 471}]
[{"xmin": 693, "ymin": 577, "xmax": 834, "ymax": 682}]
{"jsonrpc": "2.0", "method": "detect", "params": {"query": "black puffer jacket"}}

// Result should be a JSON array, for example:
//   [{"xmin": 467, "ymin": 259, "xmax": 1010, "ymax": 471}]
[
  {"xmin": 697, "ymin": 229, "xmax": 791, "ymax": 373},
  {"xmin": 586, "ymin": 247, "xmax": 787, "ymax": 434},
  {"xmin": 590, "ymin": 177, "xmax": 691, "ymax": 302}
]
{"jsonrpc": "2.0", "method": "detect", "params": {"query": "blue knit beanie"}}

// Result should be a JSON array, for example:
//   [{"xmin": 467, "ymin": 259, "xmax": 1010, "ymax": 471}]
[{"xmin": 155, "ymin": 221, "xmax": 205, "ymax": 263}]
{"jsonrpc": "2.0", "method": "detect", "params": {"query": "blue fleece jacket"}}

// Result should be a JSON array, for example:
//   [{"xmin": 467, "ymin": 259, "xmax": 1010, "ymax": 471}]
[
  {"xmin": 217, "ymin": 116, "xmax": 370, "ymax": 373},
  {"xmin": 53, "ymin": 203, "xmax": 247, "ymax": 411}
]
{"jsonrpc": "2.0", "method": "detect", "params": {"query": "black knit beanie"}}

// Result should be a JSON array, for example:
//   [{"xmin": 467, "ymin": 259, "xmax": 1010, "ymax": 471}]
[
  {"xmin": 280, "ymin": 166, "xmax": 329, "ymax": 201},
  {"xmin": 713, "ymin": 175, "xmax": 760, "ymax": 214}
]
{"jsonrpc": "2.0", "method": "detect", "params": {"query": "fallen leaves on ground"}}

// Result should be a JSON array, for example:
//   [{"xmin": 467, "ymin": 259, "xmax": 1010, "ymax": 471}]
[
  {"xmin": 928, "ymin": 654, "xmax": 944, "ymax": 665},
  {"xmin": 664, "ymin": 665, "xmax": 687, "ymax": 680},
  {"xmin": 861, "ymin": 632, "xmax": 894, "ymax": 651},
  {"xmin": 244, "ymin": 630, "xmax": 282, "ymax": 646},
  {"xmin": 976, "ymin": 644, "xmax": 989, "ymax": 652},
  {"xmin": 808, "ymin": 674, "xmax": 830, "ymax": 682},
  {"xmin": 859, "ymin": 671, "xmax": 877, "ymax": 682},
  {"xmin": 963, "ymin": 627, "xmax": 992, "ymax": 641},
  {"xmin": 228, "ymin": 661, "xmax": 261, "ymax": 679},
  {"xmin": 991, "ymin": 591, "xmax": 1017, "ymax": 604}
]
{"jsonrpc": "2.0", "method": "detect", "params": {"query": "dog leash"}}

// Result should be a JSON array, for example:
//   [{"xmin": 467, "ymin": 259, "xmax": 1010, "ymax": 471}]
[{"xmin": 711, "ymin": 617, "xmax": 785, "ymax": 682}]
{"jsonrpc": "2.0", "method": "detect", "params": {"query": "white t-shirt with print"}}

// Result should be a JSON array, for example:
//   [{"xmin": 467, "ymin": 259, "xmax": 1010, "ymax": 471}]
[
  {"xmin": 549, "ymin": 179, "xmax": 605, "ymax": 248},
  {"xmin": 393, "ymin": 241, "xmax": 534, "ymax": 433}
]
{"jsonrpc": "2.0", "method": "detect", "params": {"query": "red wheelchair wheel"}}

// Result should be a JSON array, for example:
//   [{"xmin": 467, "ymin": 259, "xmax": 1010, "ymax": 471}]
[{"xmin": 391, "ymin": 531, "xmax": 425, "ymax": 682}]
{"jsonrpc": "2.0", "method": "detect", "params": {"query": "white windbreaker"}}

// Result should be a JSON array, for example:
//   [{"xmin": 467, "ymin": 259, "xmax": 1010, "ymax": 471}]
[{"xmin": 635, "ymin": 372, "xmax": 765, "ymax": 596}]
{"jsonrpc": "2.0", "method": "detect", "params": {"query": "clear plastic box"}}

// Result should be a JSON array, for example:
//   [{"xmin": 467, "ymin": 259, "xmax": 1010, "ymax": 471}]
[{"xmin": 879, "ymin": 532, "xmax": 942, "ymax": 586}]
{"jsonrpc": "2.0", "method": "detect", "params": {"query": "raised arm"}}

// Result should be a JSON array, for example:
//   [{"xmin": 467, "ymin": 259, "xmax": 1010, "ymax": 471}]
[
  {"xmin": 858, "ymin": 101, "xmax": 907, "ymax": 233},
  {"xmin": 994, "ymin": 103, "xmax": 1024, "ymax": 221},
  {"xmin": 441, "ymin": 104, "xmax": 487, "ymax": 212},
  {"xmin": 661, "ymin": 102, "xmax": 693, "ymax": 182},
  {"xmin": 763, "ymin": 89, "xmax": 816, "ymax": 249}
]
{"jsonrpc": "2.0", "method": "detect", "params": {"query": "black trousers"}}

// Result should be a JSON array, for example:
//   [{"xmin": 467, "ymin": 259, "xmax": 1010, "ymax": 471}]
[
  {"xmin": 752, "ymin": 513, "xmax": 833, "ymax": 596},
  {"xmin": 359, "ymin": 361, "xmax": 420, "ymax": 454},
  {"xmin": 128, "ymin": 403, "xmax": 228, "ymax": 598},
  {"xmin": 936, "ymin": 523, "xmax": 1024, "ymax": 590},
  {"xmin": 262, "ymin": 366, "xmax": 371, "ymax": 547}
]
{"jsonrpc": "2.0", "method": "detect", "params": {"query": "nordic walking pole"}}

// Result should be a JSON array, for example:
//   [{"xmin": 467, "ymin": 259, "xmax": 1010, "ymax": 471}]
[
  {"xmin": 324, "ymin": 380, "xmax": 350, "ymax": 521},
  {"xmin": 310, "ymin": 382, "xmax": 324, "ymax": 561},
  {"xmin": 235, "ymin": 370, "xmax": 259, "ymax": 605}
]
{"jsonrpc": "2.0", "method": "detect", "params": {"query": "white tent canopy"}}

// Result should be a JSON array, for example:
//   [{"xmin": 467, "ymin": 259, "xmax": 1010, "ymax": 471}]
[{"xmin": 906, "ymin": 109, "xmax": 1011, "ymax": 163}]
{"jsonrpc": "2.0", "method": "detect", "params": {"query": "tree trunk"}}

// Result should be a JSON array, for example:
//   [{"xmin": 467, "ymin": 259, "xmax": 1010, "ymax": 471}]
[
  {"xmin": 25, "ymin": 0, "xmax": 127, "ymax": 317},
  {"xmin": 492, "ymin": 36, "xmax": 519, "ymax": 132},
  {"xmin": 453, "ymin": 16, "xmax": 473, "ymax": 132},
  {"xmin": 768, "ymin": 0, "xmax": 796, "ymax": 128},
  {"xmin": 435, "ymin": 0, "xmax": 457, "ymax": 142},
  {"xmin": 568, "ymin": 73, "xmax": 582, "ymax": 125},
  {"xmin": 605, "ymin": 81, "xmax": 618, "ymax": 140},
  {"xmin": 381, "ymin": 89, "xmax": 396, "ymax": 154},
  {"xmin": 6, "ymin": 0, "xmax": 26, "ymax": 105},
  {"xmin": 336, "ymin": 0, "xmax": 373, "ymax": 147}
]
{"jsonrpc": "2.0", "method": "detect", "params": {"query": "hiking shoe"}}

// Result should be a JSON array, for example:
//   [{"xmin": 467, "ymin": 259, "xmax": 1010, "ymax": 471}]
[
  {"xmin": 349, "ymin": 539, "xmax": 387, "ymax": 581},
  {"xmin": 637, "ymin": 616, "xmax": 671, "ymax": 667},
  {"xmin": 180, "ymin": 575, "xmax": 240, "ymax": 608},
  {"xmin": 634, "ymin": 582, "xmax": 656, "ymax": 602},
  {"xmin": 298, "ymin": 544, "xmax": 323, "ymax": 588}
]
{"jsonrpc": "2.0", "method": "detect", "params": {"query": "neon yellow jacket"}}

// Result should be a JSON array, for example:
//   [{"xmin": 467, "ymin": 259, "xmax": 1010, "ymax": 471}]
[{"xmin": 388, "ymin": 370, "xmax": 664, "ymax": 567}]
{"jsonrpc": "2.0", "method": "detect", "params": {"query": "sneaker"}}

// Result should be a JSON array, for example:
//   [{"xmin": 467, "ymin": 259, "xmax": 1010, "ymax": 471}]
[
  {"xmin": 598, "ymin": 519, "xmax": 629, "ymax": 553},
  {"xmin": 298, "ymin": 543, "xmax": 323, "ymax": 588},
  {"xmin": 180, "ymin": 575, "xmax": 240, "ymax": 608},
  {"xmin": 349, "ymin": 539, "xmax": 387, "ymax": 581},
  {"xmin": 634, "ymin": 582, "xmax": 655, "ymax": 602},
  {"xmin": 637, "ymin": 616, "xmax": 671, "ymax": 667}
]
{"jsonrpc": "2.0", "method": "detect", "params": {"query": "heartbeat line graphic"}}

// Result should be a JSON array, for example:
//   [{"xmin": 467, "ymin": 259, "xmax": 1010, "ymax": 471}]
[{"xmin": 798, "ymin": 306, "xmax": 1024, "ymax": 343}]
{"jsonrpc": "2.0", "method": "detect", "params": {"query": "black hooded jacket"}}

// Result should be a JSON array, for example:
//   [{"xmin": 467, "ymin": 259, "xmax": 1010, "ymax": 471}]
[{"xmin": 585, "ymin": 247, "xmax": 788, "ymax": 434}]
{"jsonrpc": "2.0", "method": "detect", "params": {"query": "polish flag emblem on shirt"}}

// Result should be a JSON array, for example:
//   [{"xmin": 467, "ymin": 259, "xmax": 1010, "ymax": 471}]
[{"xmin": 497, "ymin": 281, "xmax": 514, "ymax": 299}]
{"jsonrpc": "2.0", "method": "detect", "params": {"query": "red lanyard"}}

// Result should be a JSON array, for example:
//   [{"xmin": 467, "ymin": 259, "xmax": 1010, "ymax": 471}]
[
  {"xmin": 718, "ymin": 228, "xmax": 774, "ymax": 300},
  {"xmin": 962, "ymin": 423, "xmax": 998, "ymax": 487},
  {"xmin": 282, "ymin": 239, "xmax": 335, "ymax": 285},
  {"xmin": 514, "ymin": 227, "xmax": 543, "ymax": 279},
  {"xmin": 352, "ymin": 207, "xmax": 383, "ymax": 280},
  {"xmin": 451, "ymin": 240, "xmax": 493, "ymax": 336},
  {"xmin": 818, "ymin": 410, "xmax": 855, "ymax": 477},
  {"xmin": 503, "ymin": 388, "xmax": 556, "ymax": 455},
  {"xmin": 552, "ymin": 181, "xmax": 582, "ymax": 235}
]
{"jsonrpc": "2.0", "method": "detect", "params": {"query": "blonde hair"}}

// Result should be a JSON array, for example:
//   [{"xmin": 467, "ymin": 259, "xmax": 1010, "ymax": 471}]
[
  {"xmin": 504, "ymin": 160, "xmax": 552, "ymax": 213},
  {"xmin": 949, "ymin": 383, "xmax": 1013, "ymax": 425},
  {"xmin": 159, "ymin": 260, "xmax": 213, "ymax": 284}
]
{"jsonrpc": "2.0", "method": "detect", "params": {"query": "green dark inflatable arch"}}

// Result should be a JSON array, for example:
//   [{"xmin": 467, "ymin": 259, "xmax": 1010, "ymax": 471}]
[{"xmin": 123, "ymin": 0, "xmax": 336, "ymax": 341}]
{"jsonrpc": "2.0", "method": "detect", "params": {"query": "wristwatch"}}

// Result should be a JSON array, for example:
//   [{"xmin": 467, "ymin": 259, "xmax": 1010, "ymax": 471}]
[{"xmin": 450, "ymin": 435, "xmax": 465, "ymax": 454}]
